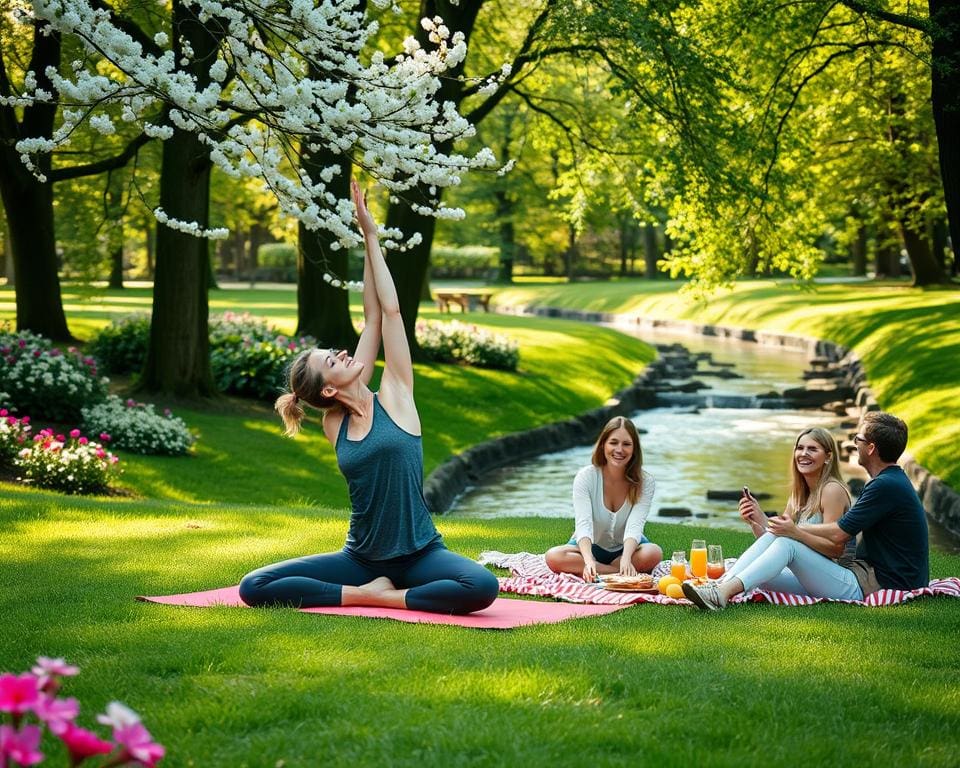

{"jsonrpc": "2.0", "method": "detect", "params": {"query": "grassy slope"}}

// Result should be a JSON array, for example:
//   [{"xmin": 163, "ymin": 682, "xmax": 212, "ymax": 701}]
[{"xmin": 492, "ymin": 279, "xmax": 960, "ymax": 489}]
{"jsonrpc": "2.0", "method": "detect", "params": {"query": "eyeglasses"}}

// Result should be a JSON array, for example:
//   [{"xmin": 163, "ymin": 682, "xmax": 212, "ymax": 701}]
[{"xmin": 853, "ymin": 434, "xmax": 869, "ymax": 444}]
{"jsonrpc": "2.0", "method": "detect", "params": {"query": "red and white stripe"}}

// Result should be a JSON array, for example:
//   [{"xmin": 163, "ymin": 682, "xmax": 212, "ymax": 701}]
[{"xmin": 478, "ymin": 551, "xmax": 960, "ymax": 608}]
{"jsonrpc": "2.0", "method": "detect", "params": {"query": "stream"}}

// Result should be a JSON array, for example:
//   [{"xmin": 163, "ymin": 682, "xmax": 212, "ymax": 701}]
[{"xmin": 446, "ymin": 326, "xmax": 959, "ymax": 553}]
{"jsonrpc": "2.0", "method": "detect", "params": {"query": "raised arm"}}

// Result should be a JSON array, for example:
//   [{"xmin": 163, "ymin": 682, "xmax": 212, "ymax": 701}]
[
  {"xmin": 351, "ymin": 181, "xmax": 420, "ymax": 434},
  {"xmin": 350, "ymin": 218, "xmax": 382, "ymax": 386}
]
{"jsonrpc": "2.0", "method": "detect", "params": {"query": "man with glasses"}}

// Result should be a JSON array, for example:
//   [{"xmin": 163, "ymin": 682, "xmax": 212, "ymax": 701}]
[{"xmin": 774, "ymin": 411, "xmax": 929, "ymax": 596}]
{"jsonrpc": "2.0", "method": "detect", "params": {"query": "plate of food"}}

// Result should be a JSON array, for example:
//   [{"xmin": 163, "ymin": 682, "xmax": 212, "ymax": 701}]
[{"xmin": 598, "ymin": 574, "xmax": 659, "ymax": 593}]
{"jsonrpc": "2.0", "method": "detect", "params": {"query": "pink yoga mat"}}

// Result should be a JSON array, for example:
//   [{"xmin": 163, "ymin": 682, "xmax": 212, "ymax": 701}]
[{"xmin": 137, "ymin": 586, "xmax": 629, "ymax": 629}]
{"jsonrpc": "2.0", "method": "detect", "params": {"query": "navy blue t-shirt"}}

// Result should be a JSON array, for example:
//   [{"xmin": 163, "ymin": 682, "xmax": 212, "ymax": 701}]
[{"xmin": 837, "ymin": 466, "xmax": 929, "ymax": 590}]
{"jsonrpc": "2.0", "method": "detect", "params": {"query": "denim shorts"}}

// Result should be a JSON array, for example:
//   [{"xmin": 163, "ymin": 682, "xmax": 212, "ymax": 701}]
[{"xmin": 566, "ymin": 534, "xmax": 651, "ymax": 565}]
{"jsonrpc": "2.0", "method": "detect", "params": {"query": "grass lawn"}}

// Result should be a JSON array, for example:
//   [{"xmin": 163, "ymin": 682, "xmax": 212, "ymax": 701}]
[
  {"xmin": 2, "ymin": 281, "xmax": 960, "ymax": 766},
  {"xmin": 490, "ymin": 278, "xmax": 960, "ymax": 490},
  {"xmin": 3, "ymin": 490, "xmax": 960, "ymax": 768}
]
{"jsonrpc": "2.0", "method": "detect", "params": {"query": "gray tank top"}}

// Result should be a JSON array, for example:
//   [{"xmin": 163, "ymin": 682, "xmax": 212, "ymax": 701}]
[
  {"xmin": 336, "ymin": 394, "xmax": 441, "ymax": 560},
  {"xmin": 800, "ymin": 509, "xmax": 858, "ymax": 558}
]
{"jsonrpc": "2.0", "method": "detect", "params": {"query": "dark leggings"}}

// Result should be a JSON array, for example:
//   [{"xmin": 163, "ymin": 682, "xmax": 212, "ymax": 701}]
[{"xmin": 238, "ymin": 543, "xmax": 499, "ymax": 615}]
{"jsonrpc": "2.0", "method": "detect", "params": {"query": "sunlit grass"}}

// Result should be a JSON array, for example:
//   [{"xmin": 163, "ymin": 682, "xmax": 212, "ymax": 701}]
[
  {"xmin": 3, "ymin": 493, "xmax": 960, "ymax": 768},
  {"xmin": 491, "ymin": 279, "xmax": 960, "ymax": 489}
]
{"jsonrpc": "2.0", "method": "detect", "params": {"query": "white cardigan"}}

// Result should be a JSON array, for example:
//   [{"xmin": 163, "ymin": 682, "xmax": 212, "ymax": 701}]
[{"xmin": 571, "ymin": 465, "xmax": 655, "ymax": 550}]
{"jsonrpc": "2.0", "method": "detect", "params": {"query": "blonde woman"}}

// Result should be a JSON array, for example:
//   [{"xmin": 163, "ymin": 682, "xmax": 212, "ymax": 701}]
[
  {"xmin": 545, "ymin": 416, "xmax": 663, "ymax": 582},
  {"xmin": 238, "ymin": 181, "xmax": 499, "ymax": 615},
  {"xmin": 684, "ymin": 426, "xmax": 861, "ymax": 610}
]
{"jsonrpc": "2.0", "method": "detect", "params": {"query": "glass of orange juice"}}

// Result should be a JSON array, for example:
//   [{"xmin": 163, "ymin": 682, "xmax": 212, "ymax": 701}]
[
  {"xmin": 690, "ymin": 539, "xmax": 707, "ymax": 578},
  {"xmin": 707, "ymin": 544, "xmax": 725, "ymax": 580},
  {"xmin": 671, "ymin": 551, "xmax": 687, "ymax": 581}
]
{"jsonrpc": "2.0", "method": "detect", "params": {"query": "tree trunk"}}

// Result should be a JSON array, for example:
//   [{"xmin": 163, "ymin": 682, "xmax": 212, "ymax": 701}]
[
  {"xmin": 0, "ymin": 169, "xmax": 72, "ymax": 340},
  {"xmin": 851, "ymin": 225, "xmax": 867, "ymax": 276},
  {"xmin": 929, "ymin": 0, "xmax": 960, "ymax": 273},
  {"xmin": 385, "ymin": 202, "xmax": 436, "ymax": 359},
  {"xmin": 108, "ymin": 242, "xmax": 124, "ymax": 289},
  {"xmin": 0, "ymin": 23, "xmax": 71, "ymax": 340},
  {"xmin": 106, "ymin": 179, "xmax": 124, "ymax": 289},
  {"xmin": 140, "ymin": 1, "xmax": 224, "ymax": 395},
  {"xmin": 141, "ymin": 126, "xmax": 216, "ymax": 395},
  {"xmin": 564, "ymin": 223, "xmax": 577, "ymax": 279},
  {"xmin": 2, "ymin": 216, "xmax": 13, "ymax": 286},
  {"xmin": 643, "ymin": 222, "xmax": 658, "ymax": 278},
  {"xmin": 495, "ymin": 188, "xmax": 515, "ymax": 283},
  {"xmin": 618, "ymin": 215, "xmax": 629, "ymax": 277},
  {"xmin": 295, "ymin": 147, "xmax": 358, "ymax": 349},
  {"xmin": 900, "ymin": 221, "xmax": 943, "ymax": 285},
  {"xmin": 930, "ymin": 217, "xmax": 948, "ymax": 269}
]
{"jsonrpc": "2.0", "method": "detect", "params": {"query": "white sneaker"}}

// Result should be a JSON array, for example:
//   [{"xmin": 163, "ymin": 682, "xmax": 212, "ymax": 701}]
[{"xmin": 682, "ymin": 581, "xmax": 728, "ymax": 611}]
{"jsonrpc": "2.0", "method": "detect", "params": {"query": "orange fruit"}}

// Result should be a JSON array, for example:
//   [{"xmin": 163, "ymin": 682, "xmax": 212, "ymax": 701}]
[
  {"xmin": 665, "ymin": 583, "xmax": 685, "ymax": 600},
  {"xmin": 657, "ymin": 575, "xmax": 681, "ymax": 595}
]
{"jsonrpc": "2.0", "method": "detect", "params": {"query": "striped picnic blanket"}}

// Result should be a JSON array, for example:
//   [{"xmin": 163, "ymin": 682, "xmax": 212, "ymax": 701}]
[{"xmin": 478, "ymin": 551, "xmax": 960, "ymax": 608}]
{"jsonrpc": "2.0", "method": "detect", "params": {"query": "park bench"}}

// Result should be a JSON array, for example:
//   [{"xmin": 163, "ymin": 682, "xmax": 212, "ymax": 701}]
[{"xmin": 434, "ymin": 291, "xmax": 493, "ymax": 313}]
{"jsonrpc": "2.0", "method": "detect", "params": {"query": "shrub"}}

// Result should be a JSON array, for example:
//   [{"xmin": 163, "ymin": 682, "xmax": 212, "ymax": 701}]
[
  {"xmin": 209, "ymin": 312, "xmax": 316, "ymax": 400},
  {"xmin": 0, "ymin": 408, "xmax": 31, "ymax": 463},
  {"xmin": 0, "ymin": 329, "xmax": 108, "ymax": 423},
  {"xmin": 87, "ymin": 314, "xmax": 150, "ymax": 375},
  {"xmin": 81, "ymin": 396, "xmax": 194, "ymax": 456},
  {"xmin": 430, "ymin": 245, "xmax": 499, "ymax": 279},
  {"xmin": 416, "ymin": 320, "xmax": 520, "ymax": 371},
  {"xmin": 14, "ymin": 428, "xmax": 120, "ymax": 494}
]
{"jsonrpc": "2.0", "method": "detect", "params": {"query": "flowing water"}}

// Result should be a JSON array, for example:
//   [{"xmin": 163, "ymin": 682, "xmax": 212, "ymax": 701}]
[{"xmin": 446, "ymin": 325, "xmax": 959, "ymax": 552}]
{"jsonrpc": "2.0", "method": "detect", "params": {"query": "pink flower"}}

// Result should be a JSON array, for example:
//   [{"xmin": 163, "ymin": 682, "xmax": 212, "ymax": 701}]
[
  {"xmin": 6, "ymin": 417, "xmax": 15, "ymax": 425},
  {"xmin": 78, "ymin": 437, "xmax": 89, "ymax": 445},
  {"xmin": 125, "ymin": 399, "xmax": 136, "ymax": 408},
  {"xmin": 99, "ymin": 433, "xmax": 111, "ymax": 443},
  {"xmin": 31, "ymin": 657, "xmax": 79, "ymax": 693},
  {"xmin": 32, "ymin": 349, "xmax": 41, "ymax": 358},
  {"xmin": 109, "ymin": 456, "xmax": 119, "ymax": 464},
  {"xmin": 0, "ymin": 409, "xmax": 7, "ymax": 416},
  {"xmin": 0, "ymin": 724, "xmax": 43, "ymax": 766},
  {"xmin": 20, "ymin": 416, "xmax": 29, "ymax": 425},
  {"xmin": 70, "ymin": 429, "xmax": 81, "ymax": 439},
  {"xmin": 17, "ymin": 339, "xmax": 26, "ymax": 348},
  {"xmin": 112, "ymin": 723, "xmax": 164, "ymax": 767},
  {"xmin": 33, "ymin": 694, "xmax": 79, "ymax": 735},
  {"xmin": 95, "ymin": 448, "xmax": 106, "ymax": 459},
  {"xmin": 0, "ymin": 673, "xmax": 40, "ymax": 715},
  {"xmin": 58, "ymin": 723, "xmax": 115, "ymax": 764},
  {"xmin": 56, "ymin": 434, "xmax": 65, "ymax": 443},
  {"xmin": 97, "ymin": 702, "xmax": 140, "ymax": 731},
  {"xmin": 32, "ymin": 657, "xmax": 79, "ymax": 679},
  {"xmin": 163, "ymin": 409, "xmax": 171, "ymax": 417}
]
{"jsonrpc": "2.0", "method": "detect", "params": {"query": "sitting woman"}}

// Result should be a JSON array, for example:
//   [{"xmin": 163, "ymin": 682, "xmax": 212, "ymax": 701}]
[
  {"xmin": 545, "ymin": 416, "xmax": 662, "ymax": 582},
  {"xmin": 239, "ymin": 181, "xmax": 499, "ymax": 615},
  {"xmin": 684, "ymin": 426, "xmax": 859, "ymax": 611}
]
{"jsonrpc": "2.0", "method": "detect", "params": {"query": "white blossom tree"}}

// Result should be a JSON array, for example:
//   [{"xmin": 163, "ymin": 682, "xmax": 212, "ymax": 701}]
[{"xmin": 12, "ymin": 0, "xmax": 500, "ymax": 394}]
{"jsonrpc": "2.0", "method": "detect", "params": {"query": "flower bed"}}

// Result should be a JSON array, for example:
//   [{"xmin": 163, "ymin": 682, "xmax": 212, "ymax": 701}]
[
  {"xmin": 13, "ymin": 427, "xmax": 119, "ymax": 495},
  {"xmin": 85, "ymin": 314, "xmax": 150, "ymax": 375},
  {"xmin": 0, "ymin": 329, "xmax": 107, "ymax": 423},
  {"xmin": 81, "ymin": 396, "xmax": 194, "ymax": 456},
  {"xmin": 416, "ymin": 319, "xmax": 520, "ymax": 371}
]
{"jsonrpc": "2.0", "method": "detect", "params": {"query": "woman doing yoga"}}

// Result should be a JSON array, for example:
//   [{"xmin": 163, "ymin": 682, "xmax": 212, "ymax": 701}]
[{"xmin": 239, "ymin": 182, "xmax": 499, "ymax": 615}]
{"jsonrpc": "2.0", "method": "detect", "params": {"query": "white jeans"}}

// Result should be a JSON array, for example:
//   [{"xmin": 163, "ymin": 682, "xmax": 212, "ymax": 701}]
[{"xmin": 725, "ymin": 532, "xmax": 863, "ymax": 600}]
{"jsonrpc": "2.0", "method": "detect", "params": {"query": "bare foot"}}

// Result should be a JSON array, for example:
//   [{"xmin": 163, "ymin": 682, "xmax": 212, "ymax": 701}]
[{"xmin": 359, "ymin": 576, "xmax": 396, "ymax": 594}]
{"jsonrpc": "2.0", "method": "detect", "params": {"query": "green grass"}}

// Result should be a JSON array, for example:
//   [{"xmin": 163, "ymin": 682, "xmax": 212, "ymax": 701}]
[
  {"xmin": 3, "ymin": 281, "xmax": 960, "ymax": 766},
  {"xmin": 490, "ymin": 278, "xmax": 960, "ymax": 490},
  {"xmin": 3, "ymin": 490, "xmax": 960, "ymax": 768}
]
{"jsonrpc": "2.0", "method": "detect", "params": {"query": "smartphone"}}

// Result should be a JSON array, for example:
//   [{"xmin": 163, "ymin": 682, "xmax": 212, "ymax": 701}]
[{"xmin": 742, "ymin": 485, "xmax": 752, "ymax": 499}]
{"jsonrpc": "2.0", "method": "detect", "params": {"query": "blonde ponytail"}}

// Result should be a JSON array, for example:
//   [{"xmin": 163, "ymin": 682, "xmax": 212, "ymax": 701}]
[{"xmin": 275, "ymin": 392, "xmax": 305, "ymax": 437}]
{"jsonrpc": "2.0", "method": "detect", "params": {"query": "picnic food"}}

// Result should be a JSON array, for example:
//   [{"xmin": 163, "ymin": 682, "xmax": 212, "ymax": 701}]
[
  {"xmin": 657, "ymin": 575, "xmax": 681, "ymax": 595},
  {"xmin": 601, "ymin": 574, "xmax": 655, "ymax": 591},
  {"xmin": 665, "ymin": 583, "xmax": 685, "ymax": 599}
]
